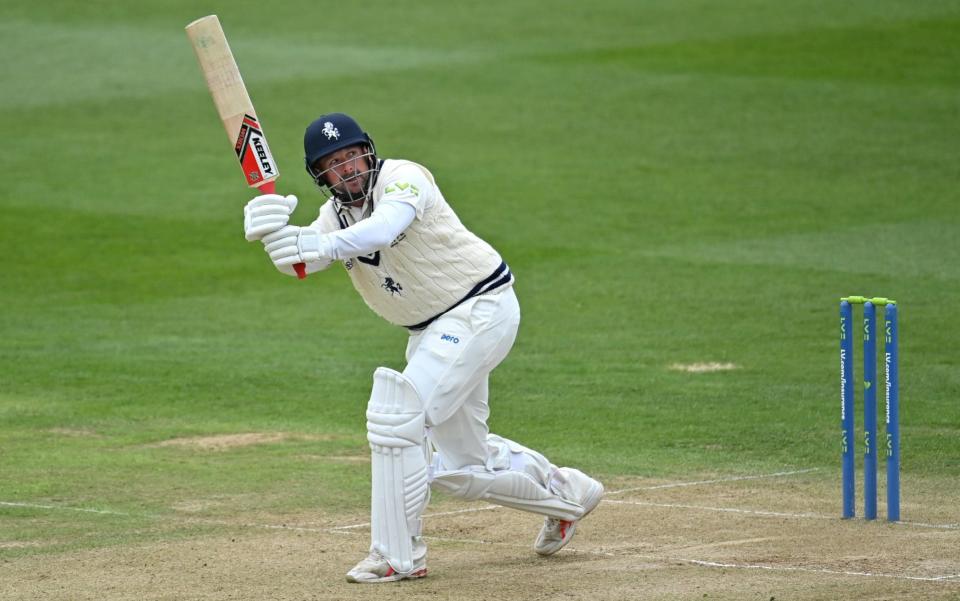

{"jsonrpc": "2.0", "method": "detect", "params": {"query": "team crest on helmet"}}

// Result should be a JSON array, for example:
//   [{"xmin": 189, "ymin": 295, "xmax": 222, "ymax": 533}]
[{"xmin": 321, "ymin": 122, "xmax": 340, "ymax": 140}]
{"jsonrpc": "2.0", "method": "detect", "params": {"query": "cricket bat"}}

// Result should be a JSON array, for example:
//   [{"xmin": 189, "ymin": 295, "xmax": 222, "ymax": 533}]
[{"xmin": 185, "ymin": 14, "xmax": 306, "ymax": 279}]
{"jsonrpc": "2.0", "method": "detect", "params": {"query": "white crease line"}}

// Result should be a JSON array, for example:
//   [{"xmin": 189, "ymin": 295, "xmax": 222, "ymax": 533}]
[
  {"xmin": 4, "ymin": 500, "xmax": 959, "ymax": 584},
  {"xmin": 423, "ymin": 534, "xmax": 620, "ymax": 557},
  {"xmin": 424, "ymin": 505, "xmax": 500, "ymax": 518},
  {"xmin": 424, "ymin": 535, "xmax": 526, "ymax": 548},
  {"xmin": 606, "ymin": 499, "xmax": 833, "ymax": 520},
  {"xmin": 0, "ymin": 499, "xmax": 499, "ymax": 534},
  {"xmin": 330, "ymin": 505, "xmax": 502, "ymax": 530},
  {"xmin": 0, "ymin": 502, "xmax": 348, "ymax": 534},
  {"xmin": 0, "ymin": 467, "xmax": 818, "ymax": 527},
  {"xmin": 606, "ymin": 499, "xmax": 960, "ymax": 530},
  {"xmin": 237, "ymin": 522, "xmax": 328, "ymax": 534},
  {"xmin": 327, "ymin": 521, "xmax": 369, "ymax": 531},
  {"xmin": 898, "ymin": 520, "xmax": 960, "ymax": 530},
  {"xmin": 0, "ymin": 505, "xmax": 345, "ymax": 537},
  {"xmin": 0, "ymin": 501, "xmax": 133, "ymax": 517},
  {"xmin": 8, "ymin": 495, "xmax": 958, "ymax": 533},
  {"xmin": 421, "ymin": 535, "xmax": 960, "ymax": 582},
  {"xmin": 421, "ymin": 535, "xmax": 959, "ymax": 583},
  {"xmin": 328, "ymin": 469, "xmax": 822, "ymax": 530},
  {"xmin": 676, "ymin": 558, "xmax": 960, "ymax": 583},
  {"xmin": 607, "ymin": 468, "xmax": 820, "ymax": 495}
]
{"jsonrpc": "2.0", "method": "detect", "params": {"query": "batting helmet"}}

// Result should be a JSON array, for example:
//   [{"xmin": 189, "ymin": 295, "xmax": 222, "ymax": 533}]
[{"xmin": 303, "ymin": 113, "xmax": 378, "ymax": 203}]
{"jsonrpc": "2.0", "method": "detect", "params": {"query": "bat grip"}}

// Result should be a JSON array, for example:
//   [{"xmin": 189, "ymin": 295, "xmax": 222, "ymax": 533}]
[{"xmin": 257, "ymin": 180, "xmax": 307, "ymax": 280}]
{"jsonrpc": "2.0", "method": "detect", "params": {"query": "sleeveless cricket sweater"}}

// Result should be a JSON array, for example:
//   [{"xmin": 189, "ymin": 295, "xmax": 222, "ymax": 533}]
[{"xmin": 313, "ymin": 159, "xmax": 513, "ymax": 329}]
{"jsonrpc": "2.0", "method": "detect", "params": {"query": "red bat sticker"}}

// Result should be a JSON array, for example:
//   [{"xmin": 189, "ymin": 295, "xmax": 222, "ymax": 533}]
[{"xmin": 234, "ymin": 114, "xmax": 278, "ymax": 186}]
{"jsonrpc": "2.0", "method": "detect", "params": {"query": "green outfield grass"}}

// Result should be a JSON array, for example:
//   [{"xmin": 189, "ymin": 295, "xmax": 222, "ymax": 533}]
[{"xmin": 1, "ymin": 0, "xmax": 958, "ymax": 560}]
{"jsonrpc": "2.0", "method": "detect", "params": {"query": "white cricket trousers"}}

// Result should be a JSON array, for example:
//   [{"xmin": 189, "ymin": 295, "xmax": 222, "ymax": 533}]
[{"xmin": 402, "ymin": 286, "xmax": 536, "ymax": 471}]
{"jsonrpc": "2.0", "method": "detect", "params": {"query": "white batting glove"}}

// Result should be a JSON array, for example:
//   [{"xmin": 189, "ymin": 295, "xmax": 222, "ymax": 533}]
[
  {"xmin": 243, "ymin": 194, "xmax": 298, "ymax": 241},
  {"xmin": 262, "ymin": 225, "xmax": 333, "ymax": 267}
]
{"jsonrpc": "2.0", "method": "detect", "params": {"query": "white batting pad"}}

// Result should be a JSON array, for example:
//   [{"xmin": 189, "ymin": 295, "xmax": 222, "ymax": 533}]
[
  {"xmin": 366, "ymin": 367, "xmax": 430, "ymax": 574},
  {"xmin": 430, "ymin": 435, "xmax": 587, "ymax": 521},
  {"xmin": 432, "ymin": 468, "xmax": 585, "ymax": 521}
]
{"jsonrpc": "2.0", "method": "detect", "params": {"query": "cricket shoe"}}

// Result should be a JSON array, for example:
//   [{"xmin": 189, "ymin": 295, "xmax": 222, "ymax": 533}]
[
  {"xmin": 534, "ymin": 468, "xmax": 604, "ymax": 556},
  {"xmin": 345, "ymin": 541, "xmax": 427, "ymax": 583}
]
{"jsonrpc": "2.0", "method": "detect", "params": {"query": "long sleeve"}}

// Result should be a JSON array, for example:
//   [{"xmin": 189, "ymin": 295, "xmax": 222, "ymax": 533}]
[{"xmin": 321, "ymin": 200, "xmax": 417, "ymax": 260}]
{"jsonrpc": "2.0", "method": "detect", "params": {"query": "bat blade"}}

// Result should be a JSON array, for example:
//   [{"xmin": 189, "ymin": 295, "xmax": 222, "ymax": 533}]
[
  {"xmin": 186, "ymin": 15, "xmax": 305, "ymax": 278},
  {"xmin": 186, "ymin": 15, "xmax": 278, "ymax": 189}
]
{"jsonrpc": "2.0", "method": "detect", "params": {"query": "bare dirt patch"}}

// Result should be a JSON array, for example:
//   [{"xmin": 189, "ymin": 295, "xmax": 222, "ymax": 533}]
[
  {"xmin": 169, "ymin": 499, "xmax": 226, "ymax": 513},
  {"xmin": 0, "ymin": 541, "xmax": 44, "ymax": 549},
  {"xmin": 3, "ymin": 470, "xmax": 958, "ymax": 600},
  {"xmin": 46, "ymin": 428, "xmax": 102, "ymax": 438},
  {"xmin": 150, "ymin": 432, "xmax": 340, "ymax": 451},
  {"xmin": 316, "ymin": 455, "xmax": 369, "ymax": 464}
]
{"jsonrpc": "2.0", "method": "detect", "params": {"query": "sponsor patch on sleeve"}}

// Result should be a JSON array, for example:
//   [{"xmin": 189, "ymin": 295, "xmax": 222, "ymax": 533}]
[{"xmin": 384, "ymin": 182, "xmax": 421, "ymax": 197}]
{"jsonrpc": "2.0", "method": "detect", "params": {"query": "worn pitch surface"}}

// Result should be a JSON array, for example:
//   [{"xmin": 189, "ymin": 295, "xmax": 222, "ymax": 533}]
[{"xmin": 5, "ymin": 470, "xmax": 958, "ymax": 600}]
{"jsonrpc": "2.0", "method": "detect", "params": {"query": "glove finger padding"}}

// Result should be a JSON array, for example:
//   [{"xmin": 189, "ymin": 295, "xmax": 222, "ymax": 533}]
[
  {"xmin": 273, "ymin": 255, "xmax": 305, "ymax": 266},
  {"xmin": 243, "ymin": 194, "xmax": 298, "ymax": 241},
  {"xmin": 269, "ymin": 244, "xmax": 302, "ymax": 262},
  {"xmin": 245, "ymin": 193, "xmax": 298, "ymax": 213},
  {"xmin": 261, "ymin": 225, "xmax": 298, "ymax": 245},
  {"xmin": 260, "ymin": 224, "xmax": 332, "ymax": 268},
  {"xmin": 262, "ymin": 224, "xmax": 302, "ymax": 265},
  {"xmin": 263, "ymin": 225, "xmax": 300, "ymax": 253},
  {"xmin": 246, "ymin": 219, "xmax": 291, "ymax": 240},
  {"xmin": 247, "ymin": 204, "xmax": 292, "ymax": 220}
]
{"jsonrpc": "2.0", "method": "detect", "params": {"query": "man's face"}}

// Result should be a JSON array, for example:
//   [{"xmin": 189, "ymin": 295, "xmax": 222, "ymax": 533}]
[{"xmin": 313, "ymin": 144, "xmax": 372, "ymax": 198}]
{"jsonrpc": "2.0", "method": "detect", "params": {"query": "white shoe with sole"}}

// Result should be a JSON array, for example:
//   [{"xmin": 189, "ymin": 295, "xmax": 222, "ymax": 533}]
[
  {"xmin": 346, "ymin": 541, "xmax": 427, "ymax": 583},
  {"xmin": 534, "ymin": 468, "xmax": 604, "ymax": 556}
]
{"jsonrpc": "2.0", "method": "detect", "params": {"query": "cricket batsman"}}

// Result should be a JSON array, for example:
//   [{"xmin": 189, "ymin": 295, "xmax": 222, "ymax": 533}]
[{"xmin": 242, "ymin": 113, "xmax": 604, "ymax": 583}]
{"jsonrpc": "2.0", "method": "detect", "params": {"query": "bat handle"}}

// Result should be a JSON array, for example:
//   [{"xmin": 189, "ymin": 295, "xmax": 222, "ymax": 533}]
[{"xmin": 257, "ymin": 180, "xmax": 307, "ymax": 280}]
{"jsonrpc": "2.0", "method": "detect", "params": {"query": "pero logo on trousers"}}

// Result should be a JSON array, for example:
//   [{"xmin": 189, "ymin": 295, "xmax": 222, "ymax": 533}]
[{"xmin": 440, "ymin": 333, "xmax": 460, "ymax": 344}]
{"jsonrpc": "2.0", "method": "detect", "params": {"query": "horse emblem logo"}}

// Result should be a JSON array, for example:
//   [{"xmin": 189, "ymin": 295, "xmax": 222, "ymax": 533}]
[
  {"xmin": 381, "ymin": 277, "xmax": 403, "ymax": 296},
  {"xmin": 322, "ymin": 121, "xmax": 340, "ymax": 140}
]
